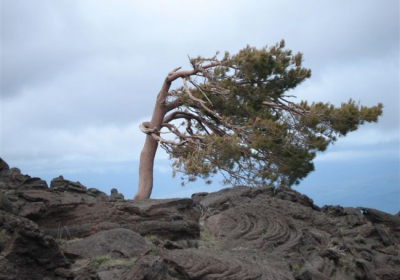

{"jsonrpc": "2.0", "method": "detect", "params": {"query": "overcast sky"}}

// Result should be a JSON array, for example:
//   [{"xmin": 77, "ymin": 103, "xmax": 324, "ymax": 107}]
[{"xmin": 1, "ymin": 0, "xmax": 399, "ymax": 213}]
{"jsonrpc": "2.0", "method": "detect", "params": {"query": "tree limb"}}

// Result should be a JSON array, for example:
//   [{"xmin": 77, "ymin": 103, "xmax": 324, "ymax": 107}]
[
  {"xmin": 164, "ymin": 98, "xmax": 183, "ymax": 113},
  {"xmin": 161, "ymin": 123, "xmax": 204, "ymax": 141},
  {"xmin": 163, "ymin": 111, "xmax": 225, "ymax": 136},
  {"xmin": 166, "ymin": 62, "xmax": 223, "ymax": 83},
  {"xmin": 151, "ymin": 133, "xmax": 187, "ymax": 146},
  {"xmin": 139, "ymin": 122, "xmax": 157, "ymax": 134}
]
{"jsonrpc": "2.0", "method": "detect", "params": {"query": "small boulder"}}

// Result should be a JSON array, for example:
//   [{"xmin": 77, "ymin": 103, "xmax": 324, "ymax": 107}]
[
  {"xmin": 274, "ymin": 186, "xmax": 320, "ymax": 211},
  {"xmin": 361, "ymin": 208, "xmax": 400, "ymax": 229},
  {"xmin": 0, "ymin": 193, "xmax": 13, "ymax": 213},
  {"xmin": 61, "ymin": 228, "xmax": 150, "ymax": 259},
  {"xmin": 20, "ymin": 177, "xmax": 48, "ymax": 190},
  {"xmin": 0, "ymin": 158, "xmax": 9, "ymax": 174},
  {"xmin": 50, "ymin": 176, "xmax": 87, "ymax": 193},
  {"xmin": 8, "ymin": 167, "xmax": 21, "ymax": 176},
  {"xmin": 0, "ymin": 210, "xmax": 70, "ymax": 279},
  {"xmin": 109, "ymin": 188, "xmax": 125, "ymax": 202},
  {"xmin": 123, "ymin": 255, "xmax": 172, "ymax": 280}
]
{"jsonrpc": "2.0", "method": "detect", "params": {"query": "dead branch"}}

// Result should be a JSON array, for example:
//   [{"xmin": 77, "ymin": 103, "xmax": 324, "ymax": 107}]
[
  {"xmin": 151, "ymin": 133, "xmax": 187, "ymax": 146},
  {"xmin": 139, "ymin": 122, "xmax": 157, "ymax": 134}
]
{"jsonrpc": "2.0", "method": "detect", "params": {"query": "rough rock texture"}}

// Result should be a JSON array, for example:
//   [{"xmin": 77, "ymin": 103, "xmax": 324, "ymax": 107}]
[
  {"xmin": 0, "ymin": 157, "xmax": 399, "ymax": 280},
  {"xmin": 61, "ymin": 228, "xmax": 150, "ymax": 259},
  {"xmin": 109, "ymin": 188, "xmax": 125, "ymax": 202},
  {"xmin": 0, "ymin": 159, "xmax": 48, "ymax": 191},
  {"xmin": 0, "ymin": 210, "xmax": 70, "ymax": 280},
  {"xmin": 29, "ymin": 197, "xmax": 200, "ymax": 241},
  {"xmin": 0, "ymin": 193, "xmax": 13, "ymax": 213}
]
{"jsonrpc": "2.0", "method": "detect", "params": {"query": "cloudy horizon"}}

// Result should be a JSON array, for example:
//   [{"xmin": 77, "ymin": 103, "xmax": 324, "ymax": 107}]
[{"xmin": 1, "ymin": 0, "xmax": 399, "ymax": 213}]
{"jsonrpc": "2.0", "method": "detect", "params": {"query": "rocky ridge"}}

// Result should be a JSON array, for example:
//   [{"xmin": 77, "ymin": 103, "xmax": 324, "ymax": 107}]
[{"xmin": 0, "ymin": 158, "xmax": 399, "ymax": 280}]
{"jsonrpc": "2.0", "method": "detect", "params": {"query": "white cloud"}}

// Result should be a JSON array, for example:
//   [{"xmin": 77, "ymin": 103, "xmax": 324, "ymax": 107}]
[
  {"xmin": 2, "ymin": 121, "xmax": 146, "ymax": 162},
  {"xmin": 293, "ymin": 56, "xmax": 399, "ymax": 139}
]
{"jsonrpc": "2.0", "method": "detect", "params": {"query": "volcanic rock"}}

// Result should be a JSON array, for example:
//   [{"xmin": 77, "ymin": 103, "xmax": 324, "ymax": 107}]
[
  {"xmin": 61, "ymin": 228, "xmax": 150, "ymax": 259},
  {"xmin": 0, "ymin": 161, "xmax": 48, "ymax": 191},
  {"xmin": 0, "ymin": 157, "xmax": 399, "ymax": 280},
  {"xmin": 0, "ymin": 158, "xmax": 9, "ymax": 174},
  {"xmin": 0, "ymin": 210, "xmax": 70, "ymax": 279},
  {"xmin": 109, "ymin": 188, "xmax": 125, "ymax": 202},
  {"xmin": 0, "ymin": 193, "xmax": 13, "ymax": 213},
  {"xmin": 50, "ymin": 175, "xmax": 88, "ymax": 193}
]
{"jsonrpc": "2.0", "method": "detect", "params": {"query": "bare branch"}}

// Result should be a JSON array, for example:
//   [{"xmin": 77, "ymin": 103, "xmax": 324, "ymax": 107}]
[
  {"xmin": 166, "ymin": 62, "xmax": 223, "ymax": 83},
  {"xmin": 168, "ymin": 67, "xmax": 182, "ymax": 76},
  {"xmin": 262, "ymin": 100, "xmax": 309, "ymax": 116},
  {"xmin": 164, "ymin": 98, "xmax": 183, "ymax": 113},
  {"xmin": 163, "ymin": 111, "xmax": 225, "ymax": 136},
  {"xmin": 151, "ymin": 133, "xmax": 187, "ymax": 146},
  {"xmin": 183, "ymin": 78, "xmax": 222, "ymax": 119},
  {"xmin": 198, "ymin": 120, "xmax": 210, "ymax": 135},
  {"xmin": 139, "ymin": 122, "xmax": 157, "ymax": 134},
  {"xmin": 189, "ymin": 80, "xmax": 213, "ymax": 106},
  {"xmin": 162, "ymin": 122, "xmax": 200, "ymax": 138},
  {"xmin": 186, "ymin": 118, "xmax": 194, "ymax": 135}
]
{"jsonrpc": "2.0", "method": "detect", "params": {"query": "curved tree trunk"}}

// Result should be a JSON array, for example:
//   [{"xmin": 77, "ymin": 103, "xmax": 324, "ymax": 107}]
[
  {"xmin": 134, "ymin": 82, "xmax": 171, "ymax": 200},
  {"xmin": 134, "ymin": 68, "xmax": 199, "ymax": 200},
  {"xmin": 134, "ymin": 105, "xmax": 164, "ymax": 200},
  {"xmin": 134, "ymin": 134, "xmax": 159, "ymax": 200}
]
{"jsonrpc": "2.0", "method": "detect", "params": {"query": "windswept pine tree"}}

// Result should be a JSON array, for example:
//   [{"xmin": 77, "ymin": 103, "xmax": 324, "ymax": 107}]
[{"xmin": 134, "ymin": 41, "xmax": 383, "ymax": 200}]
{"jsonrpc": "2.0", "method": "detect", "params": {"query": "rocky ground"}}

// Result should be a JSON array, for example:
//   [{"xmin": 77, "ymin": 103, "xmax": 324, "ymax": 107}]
[{"xmin": 0, "ymin": 157, "xmax": 399, "ymax": 280}]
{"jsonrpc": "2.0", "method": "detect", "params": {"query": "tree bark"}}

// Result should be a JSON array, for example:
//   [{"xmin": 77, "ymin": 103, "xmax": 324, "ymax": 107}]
[
  {"xmin": 134, "ymin": 133, "xmax": 158, "ymax": 200},
  {"xmin": 134, "ymin": 65, "xmax": 219, "ymax": 199},
  {"xmin": 134, "ymin": 81, "xmax": 171, "ymax": 200}
]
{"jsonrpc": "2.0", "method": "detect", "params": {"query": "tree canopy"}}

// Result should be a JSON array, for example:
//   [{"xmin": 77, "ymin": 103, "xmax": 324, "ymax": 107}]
[{"xmin": 135, "ymin": 40, "xmax": 382, "ymax": 199}]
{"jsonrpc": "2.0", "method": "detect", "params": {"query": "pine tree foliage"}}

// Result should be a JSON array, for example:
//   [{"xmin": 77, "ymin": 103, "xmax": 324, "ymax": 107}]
[{"xmin": 140, "ymin": 40, "xmax": 383, "ymax": 188}]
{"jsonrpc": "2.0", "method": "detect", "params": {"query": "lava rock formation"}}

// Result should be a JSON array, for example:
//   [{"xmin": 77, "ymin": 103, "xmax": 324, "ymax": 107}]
[{"xmin": 0, "ymin": 158, "xmax": 399, "ymax": 280}]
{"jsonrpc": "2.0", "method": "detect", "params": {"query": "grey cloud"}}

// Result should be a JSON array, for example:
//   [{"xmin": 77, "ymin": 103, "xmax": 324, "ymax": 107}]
[
  {"xmin": 1, "ymin": 0, "xmax": 398, "ymax": 170},
  {"xmin": 232, "ymin": 0, "xmax": 399, "ymax": 76},
  {"xmin": 3, "ymin": 1, "xmax": 90, "ymax": 98}
]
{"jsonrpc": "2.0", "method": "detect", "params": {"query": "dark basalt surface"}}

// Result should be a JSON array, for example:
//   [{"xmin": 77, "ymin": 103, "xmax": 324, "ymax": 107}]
[{"xmin": 0, "ymin": 157, "xmax": 399, "ymax": 280}]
